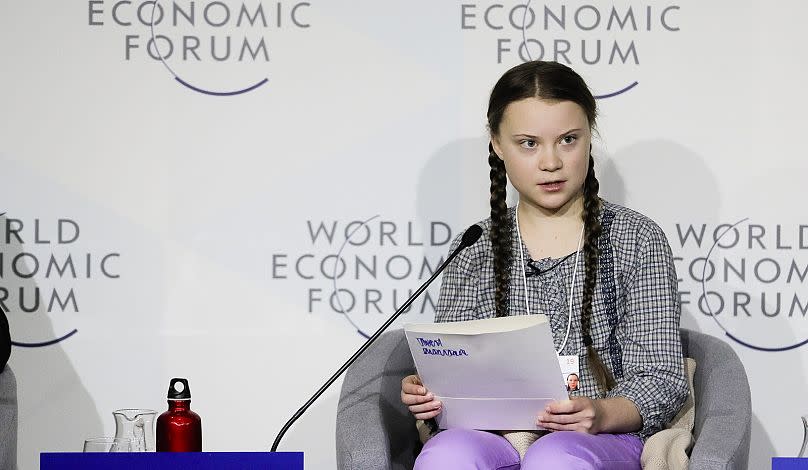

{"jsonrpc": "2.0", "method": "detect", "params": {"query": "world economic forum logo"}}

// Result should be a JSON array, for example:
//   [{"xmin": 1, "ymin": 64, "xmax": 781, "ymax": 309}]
[
  {"xmin": 270, "ymin": 216, "xmax": 456, "ymax": 339},
  {"xmin": 460, "ymin": 1, "xmax": 682, "ymax": 99},
  {"xmin": 674, "ymin": 219, "xmax": 808, "ymax": 352},
  {"xmin": 88, "ymin": 0, "xmax": 311, "ymax": 96},
  {"xmin": 1, "ymin": 213, "xmax": 121, "ymax": 348}
]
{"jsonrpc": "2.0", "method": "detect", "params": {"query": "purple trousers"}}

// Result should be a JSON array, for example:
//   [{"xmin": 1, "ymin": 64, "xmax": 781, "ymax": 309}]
[{"xmin": 414, "ymin": 429, "xmax": 643, "ymax": 470}]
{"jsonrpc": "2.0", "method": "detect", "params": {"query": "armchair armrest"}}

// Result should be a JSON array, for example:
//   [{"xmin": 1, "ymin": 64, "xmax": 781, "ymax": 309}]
[
  {"xmin": 337, "ymin": 329, "xmax": 418, "ymax": 470},
  {"xmin": 0, "ymin": 365, "xmax": 18, "ymax": 470},
  {"xmin": 680, "ymin": 329, "xmax": 751, "ymax": 470}
]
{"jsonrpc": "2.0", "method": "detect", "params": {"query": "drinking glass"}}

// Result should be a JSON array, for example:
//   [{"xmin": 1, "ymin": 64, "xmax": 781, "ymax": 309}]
[{"xmin": 83, "ymin": 437, "xmax": 131, "ymax": 452}]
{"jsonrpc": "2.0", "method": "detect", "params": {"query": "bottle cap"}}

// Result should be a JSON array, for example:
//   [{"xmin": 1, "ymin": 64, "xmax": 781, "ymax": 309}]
[{"xmin": 167, "ymin": 378, "xmax": 191, "ymax": 400}]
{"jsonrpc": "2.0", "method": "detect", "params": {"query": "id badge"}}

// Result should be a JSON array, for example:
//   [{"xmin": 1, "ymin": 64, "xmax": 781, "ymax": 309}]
[{"xmin": 558, "ymin": 355, "xmax": 580, "ymax": 392}]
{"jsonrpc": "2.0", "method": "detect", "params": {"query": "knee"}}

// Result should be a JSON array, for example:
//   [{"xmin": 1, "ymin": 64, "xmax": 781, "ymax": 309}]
[
  {"xmin": 415, "ymin": 429, "xmax": 519, "ymax": 470},
  {"xmin": 415, "ymin": 430, "xmax": 481, "ymax": 469},
  {"xmin": 521, "ymin": 432, "xmax": 593, "ymax": 470}
]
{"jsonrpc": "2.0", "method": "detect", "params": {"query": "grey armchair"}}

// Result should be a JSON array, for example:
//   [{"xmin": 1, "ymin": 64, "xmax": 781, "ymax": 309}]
[
  {"xmin": 336, "ymin": 328, "xmax": 751, "ymax": 470},
  {"xmin": 0, "ymin": 365, "xmax": 18, "ymax": 470}
]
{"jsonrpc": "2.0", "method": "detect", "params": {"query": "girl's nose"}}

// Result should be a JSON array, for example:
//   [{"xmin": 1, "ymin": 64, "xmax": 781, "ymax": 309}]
[{"xmin": 538, "ymin": 148, "xmax": 562, "ymax": 171}]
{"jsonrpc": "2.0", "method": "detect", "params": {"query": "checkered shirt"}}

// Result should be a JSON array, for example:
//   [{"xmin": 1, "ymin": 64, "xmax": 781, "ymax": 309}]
[{"xmin": 435, "ymin": 200, "xmax": 689, "ymax": 440}]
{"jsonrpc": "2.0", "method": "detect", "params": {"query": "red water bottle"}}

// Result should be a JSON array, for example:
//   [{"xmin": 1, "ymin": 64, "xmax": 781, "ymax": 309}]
[{"xmin": 156, "ymin": 378, "xmax": 202, "ymax": 452}]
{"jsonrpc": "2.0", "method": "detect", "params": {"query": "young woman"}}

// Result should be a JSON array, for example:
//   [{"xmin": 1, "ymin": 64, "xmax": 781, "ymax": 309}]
[{"xmin": 400, "ymin": 61, "xmax": 688, "ymax": 469}]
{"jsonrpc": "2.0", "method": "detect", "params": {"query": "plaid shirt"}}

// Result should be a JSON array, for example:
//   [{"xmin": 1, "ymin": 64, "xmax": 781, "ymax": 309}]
[{"xmin": 435, "ymin": 200, "xmax": 688, "ymax": 439}]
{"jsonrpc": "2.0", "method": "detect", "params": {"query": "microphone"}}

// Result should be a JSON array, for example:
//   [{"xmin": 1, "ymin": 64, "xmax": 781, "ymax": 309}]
[{"xmin": 270, "ymin": 224, "xmax": 483, "ymax": 452}]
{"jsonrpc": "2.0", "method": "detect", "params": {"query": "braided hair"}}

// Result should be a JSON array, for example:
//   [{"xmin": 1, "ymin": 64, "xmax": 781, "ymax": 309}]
[
  {"xmin": 488, "ymin": 143, "xmax": 511, "ymax": 318},
  {"xmin": 486, "ymin": 61, "xmax": 614, "ymax": 393},
  {"xmin": 580, "ymin": 154, "xmax": 616, "ymax": 393}
]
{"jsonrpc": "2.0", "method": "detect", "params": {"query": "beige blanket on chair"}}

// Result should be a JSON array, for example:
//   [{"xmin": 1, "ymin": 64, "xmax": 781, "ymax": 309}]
[{"xmin": 640, "ymin": 358, "xmax": 697, "ymax": 470}]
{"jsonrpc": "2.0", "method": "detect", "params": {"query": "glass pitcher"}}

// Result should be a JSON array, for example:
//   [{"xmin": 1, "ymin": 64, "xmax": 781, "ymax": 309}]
[{"xmin": 113, "ymin": 409, "xmax": 156, "ymax": 452}]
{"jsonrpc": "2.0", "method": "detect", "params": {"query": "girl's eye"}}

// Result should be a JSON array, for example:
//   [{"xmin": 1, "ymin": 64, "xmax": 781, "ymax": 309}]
[
  {"xmin": 520, "ymin": 139, "xmax": 537, "ymax": 149},
  {"xmin": 560, "ymin": 135, "xmax": 577, "ymax": 145}
]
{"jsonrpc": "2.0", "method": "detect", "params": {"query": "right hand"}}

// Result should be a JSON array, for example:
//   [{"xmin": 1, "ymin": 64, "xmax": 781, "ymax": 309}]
[{"xmin": 400, "ymin": 374, "xmax": 442, "ymax": 420}]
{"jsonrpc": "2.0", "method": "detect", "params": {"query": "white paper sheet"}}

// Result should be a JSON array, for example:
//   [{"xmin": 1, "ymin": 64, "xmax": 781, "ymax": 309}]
[{"xmin": 404, "ymin": 315, "xmax": 568, "ymax": 430}]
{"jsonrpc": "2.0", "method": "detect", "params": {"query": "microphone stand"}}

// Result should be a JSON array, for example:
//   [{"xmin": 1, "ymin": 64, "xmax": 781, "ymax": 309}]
[{"xmin": 270, "ymin": 224, "xmax": 482, "ymax": 452}]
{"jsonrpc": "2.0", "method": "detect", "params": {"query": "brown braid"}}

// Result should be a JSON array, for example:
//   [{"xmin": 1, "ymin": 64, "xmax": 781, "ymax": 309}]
[
  {"xmin": 488, "ymin": 143, "xmax": 511, "ymax": 318},
  {"xmin": 580, "ymin": 154, "xmax": 616, "ymax": 394}
]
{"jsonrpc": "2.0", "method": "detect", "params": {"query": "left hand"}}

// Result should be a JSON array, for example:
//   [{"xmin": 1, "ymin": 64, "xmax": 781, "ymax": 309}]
[{"xmin": 536, "ymin": 397, "xmax": 603, "ymax": 434}]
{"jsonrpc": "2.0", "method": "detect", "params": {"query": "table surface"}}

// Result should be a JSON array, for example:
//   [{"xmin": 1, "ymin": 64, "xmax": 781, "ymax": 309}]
[
  {"xmin": 41, "ymin": 452, "xmax": 304, "ymax": 469},
  {"xmin": 773, "ymin": 458, "xmax": 808, "ymax": 469}
]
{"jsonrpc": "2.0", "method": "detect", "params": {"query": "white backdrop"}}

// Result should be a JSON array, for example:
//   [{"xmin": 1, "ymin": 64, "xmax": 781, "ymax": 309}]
[{"xmin": 1, "ymin": 1, "xmax": 806, "ymax": 468}]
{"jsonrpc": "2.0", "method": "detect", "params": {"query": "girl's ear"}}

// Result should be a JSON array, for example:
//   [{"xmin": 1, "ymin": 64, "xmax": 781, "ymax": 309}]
[{"xmin": 491, "ymin": 137, "xmax": 505, "ymax": 161}]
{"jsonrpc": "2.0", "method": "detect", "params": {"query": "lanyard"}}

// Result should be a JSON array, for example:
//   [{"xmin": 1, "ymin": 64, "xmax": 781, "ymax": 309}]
[{"xmin": 515, "ymin": 201, "xmax": 584, "ymax": 354}]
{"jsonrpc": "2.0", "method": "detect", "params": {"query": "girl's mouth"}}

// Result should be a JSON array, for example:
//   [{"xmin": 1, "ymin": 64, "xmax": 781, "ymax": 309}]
[{"xmin": 539, "ymin": 181, "xmax": 565, "ymax": 192}]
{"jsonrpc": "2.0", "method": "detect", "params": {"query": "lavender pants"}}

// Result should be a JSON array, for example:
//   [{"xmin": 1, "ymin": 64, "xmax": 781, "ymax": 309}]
[{"xmin": 414, "ymin": 429, "xmax": 643, "ymax": 470}]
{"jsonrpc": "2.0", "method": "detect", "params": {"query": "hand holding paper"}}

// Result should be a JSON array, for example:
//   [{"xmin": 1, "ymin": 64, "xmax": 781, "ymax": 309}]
[
  {"xmin": 537, "ymin": 396, "xmax": 600, "ymax": 433},
  {"xmin": 401, "ymin": 374, "xmax": 442, "ymax": 420}
]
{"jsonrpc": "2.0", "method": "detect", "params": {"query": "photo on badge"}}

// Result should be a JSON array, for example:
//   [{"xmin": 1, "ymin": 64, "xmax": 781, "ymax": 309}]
[{"xmin": 558, "ymin": 355, "xmax": 580, "ymax": 393}]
